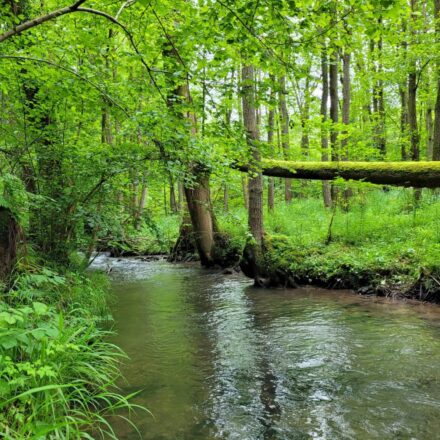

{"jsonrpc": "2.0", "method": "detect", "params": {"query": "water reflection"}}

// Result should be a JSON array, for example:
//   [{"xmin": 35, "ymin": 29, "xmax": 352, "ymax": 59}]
[{"xmin": 90, "ymin": 257, "xmax": 440, "ymax": 439}]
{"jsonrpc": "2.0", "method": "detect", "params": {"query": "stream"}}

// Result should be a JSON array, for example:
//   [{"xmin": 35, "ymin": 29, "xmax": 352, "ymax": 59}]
[{"xmin": 91, "ymin": 255, "xmax": 440, "ymax": 440}]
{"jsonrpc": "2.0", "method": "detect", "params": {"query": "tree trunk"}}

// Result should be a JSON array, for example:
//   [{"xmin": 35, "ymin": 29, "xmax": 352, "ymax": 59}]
[
  {"xmin": 408, "ymin": 71, "xmax": 420, "ymax": 161},
  {"xmin": 242, "ymin": 175, "xmax": 249, "ymax": 209},
  {"xmin": 223, "ymin": 185, "xmax": 229, "ymax": 213},
  {"xmin": 300, "ymin": 72, "xmax": 311, "ymax": 155},
  {"xmin": 170, "ymin": 179, "xmax": 178, "ymax": 213},
  {"xmin": 135, "ymin": 170, "xmax": 148, "ymax": 230},
  {"xmin": 371, "ymin": 28, "xmax": 386, "ymax": 156},
  {"xmin": 409, "ymin": 0, "xmax": 420, "ymax": 162},
  {"xmin": 342, "ymin": 49, "xmax": 353, "ymax": 207},
  {"xmin": 427, "ymin": 107, "xmax": 434, "ymax": 159},
  {"xmin": 267, "ymin": 84, "xmax": 275, "ymax": 212},
  {"xmin": 240, "ymin": 65, "xmax": 265, "ymax": 284},
  {"xmin": 433, "ymin": 0, "xmax": 440, "ymax": 160},
  {"xmin": 184, "ymin": 173, "xmax": 215, "ymax": 267},
  {"xmin": 321, "ymin": 44, "xmax": 332, "ymax": 208},
  {"xmin": 400, "ymin": 86, "xmax": 409, "ymax": 160},
  {"xmin": 278, "ymin": 75, "xmax": 292, "ymax": 202},
  {"xmin": 163, "ymin": 33, "xmax": 218, "ymax": 266},
  {"xmin": 329, "ymin": 49, "xmax": 339, "ymax": 160},
  {"xmin": 0, "ymin": 207, "xmax": 22, "ymax": 281},
  {"xmin": 177, "ymin": 181, "xmax": 184, "ymax": 212}
]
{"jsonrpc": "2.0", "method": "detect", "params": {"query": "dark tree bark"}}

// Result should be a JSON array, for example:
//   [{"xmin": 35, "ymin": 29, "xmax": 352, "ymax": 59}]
[{"xmin": 0, "ymin": 208, "xmax": 22, "ymax": 282}]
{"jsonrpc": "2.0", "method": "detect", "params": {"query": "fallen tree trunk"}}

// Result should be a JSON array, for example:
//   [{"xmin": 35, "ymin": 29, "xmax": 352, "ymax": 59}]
[{"xmin": 238, "ymin": 159, "xmax": 440, "ymax": 188}]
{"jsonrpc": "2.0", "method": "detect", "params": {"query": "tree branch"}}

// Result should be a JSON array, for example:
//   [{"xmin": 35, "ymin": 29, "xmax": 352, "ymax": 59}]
[{"xmin": 0, "ymin": 0, "xmax": 88, "ymax": 43}]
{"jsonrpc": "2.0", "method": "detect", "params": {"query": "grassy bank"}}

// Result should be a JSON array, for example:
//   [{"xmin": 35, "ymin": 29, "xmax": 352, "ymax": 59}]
[
  {"xmin": 0, "ymin": 261, "xmax": 140, "ymax": 439},
  {"xmin": 219, "ymin": 187, "xmax": 440, "ymax": 301}
]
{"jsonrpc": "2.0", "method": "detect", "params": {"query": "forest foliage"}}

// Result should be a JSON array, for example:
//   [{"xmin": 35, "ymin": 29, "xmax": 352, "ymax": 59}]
[{"xmin": 1, "ymin": 0, "xmax": 440, "ymax": 436}]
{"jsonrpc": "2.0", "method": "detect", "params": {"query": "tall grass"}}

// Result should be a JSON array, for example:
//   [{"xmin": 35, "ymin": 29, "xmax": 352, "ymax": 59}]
[{"xmin": 0, "ymin": 267, "xmax": 145, "ymax": 439}]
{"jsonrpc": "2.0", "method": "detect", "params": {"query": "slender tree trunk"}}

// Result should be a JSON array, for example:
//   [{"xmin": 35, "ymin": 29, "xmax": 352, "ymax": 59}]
[
  {"xmin": 135, "ymin": 172, "xmax": 148, "ymax": 230},
  {"xmin": 433, "ymin": 0, "xmax": 440, "ymax": 160},
  {"xmin": 177, "ymin": 181, "xmax": 184, "ymax": 212},
  {"xmin": 278, "ymin": 75, "xmax": 292, "ymax": 202},
  {"xmin": 409, "ymin": 0, "xmax": 420, "ymax": 162},
  {"xmin": 268, "ymin": 82, "xmax": 275, "ymax": 212},
  {"xmin": 408, "ymin": 71, "xmax": 420, "ymax": 161},
  {"xmin": 400, "ymin": 86, "xmax": 409, "ymax": 160},
  {"xmin": 170, "ymin": 179, "xmax": 178, "ymax": 213},
  {"xmin": 329, "ymin": 46, "xmax": 339, "ymax": 200},
  {"xmin": 372, "ymin": 25, "xmax": 386, "ymax": 156},
  {"xmin": 300, "ymin": 73, "xmax": 311, "ymax": 155},
  {"xmin": 427, "ymin": 107, "xmax": 434, "ymax": 159},
  {"xmin": 342, "ymin": 49, "xmax": 353, "ymax": 206},
  {"xmin": 342, "ymin": 51, "xmax": 351, "ymax": 159},
  {"xmin": 223, "ymin": 185, "xmax": 229, "ymax": 213},
  {"xmin": 329, "ymin": 50, "xmax": 339, "ymax": 160},
  {"xmin": 321, "ymin": 44, "xmax": 332, "ymax": 208}
]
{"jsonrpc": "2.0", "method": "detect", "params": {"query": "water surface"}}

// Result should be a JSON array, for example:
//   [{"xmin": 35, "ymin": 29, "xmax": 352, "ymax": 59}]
[{"xmin": 93, "ymin": 256, "xmax": 440, "ymax": 439}]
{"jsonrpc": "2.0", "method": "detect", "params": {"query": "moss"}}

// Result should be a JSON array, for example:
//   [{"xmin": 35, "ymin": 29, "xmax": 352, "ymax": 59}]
[{"xmin": 262, "ymin": 159, "xmax": 440, "ymax": 174}]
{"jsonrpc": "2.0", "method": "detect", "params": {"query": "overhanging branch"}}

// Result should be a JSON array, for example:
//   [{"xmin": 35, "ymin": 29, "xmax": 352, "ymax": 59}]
[{"xmin": 0, "ymin": 0, "xmax": 87, "ymax": 43}]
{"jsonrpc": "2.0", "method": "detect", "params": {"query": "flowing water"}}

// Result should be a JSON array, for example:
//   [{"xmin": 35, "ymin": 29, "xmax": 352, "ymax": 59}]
[{"xmin": 92, "ymin": 255, "xmax": 440, "ymax": 440}]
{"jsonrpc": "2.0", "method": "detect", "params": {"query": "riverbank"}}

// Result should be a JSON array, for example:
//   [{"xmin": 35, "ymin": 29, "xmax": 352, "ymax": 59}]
[{"xmin": 260, "ymin": 234, "xmax": 440, "ymax": 302}]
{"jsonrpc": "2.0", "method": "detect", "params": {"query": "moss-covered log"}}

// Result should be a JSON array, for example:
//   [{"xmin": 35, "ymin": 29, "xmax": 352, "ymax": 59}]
[{"xmin": 240, "ymin": 159, "xmax": 440, "ymax": 188}]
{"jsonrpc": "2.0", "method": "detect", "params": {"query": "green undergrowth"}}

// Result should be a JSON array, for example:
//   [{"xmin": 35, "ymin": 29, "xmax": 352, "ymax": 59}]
[
  {"xmin": 258, "ymin": 188, "xmax": 440, "ymax": 299},
  {"xmin": 103, "ymin": 215, "xmax": 180, "ymax": 256},
  {"xmin": 0, "ymin": 262, "xmax": 144, "ymax": 439}
]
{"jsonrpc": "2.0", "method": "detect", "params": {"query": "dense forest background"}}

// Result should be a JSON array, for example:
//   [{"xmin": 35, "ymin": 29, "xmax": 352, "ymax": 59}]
[{"xmin": 2, "ymin": 0, "xmax": 440, "ymax": 437}]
